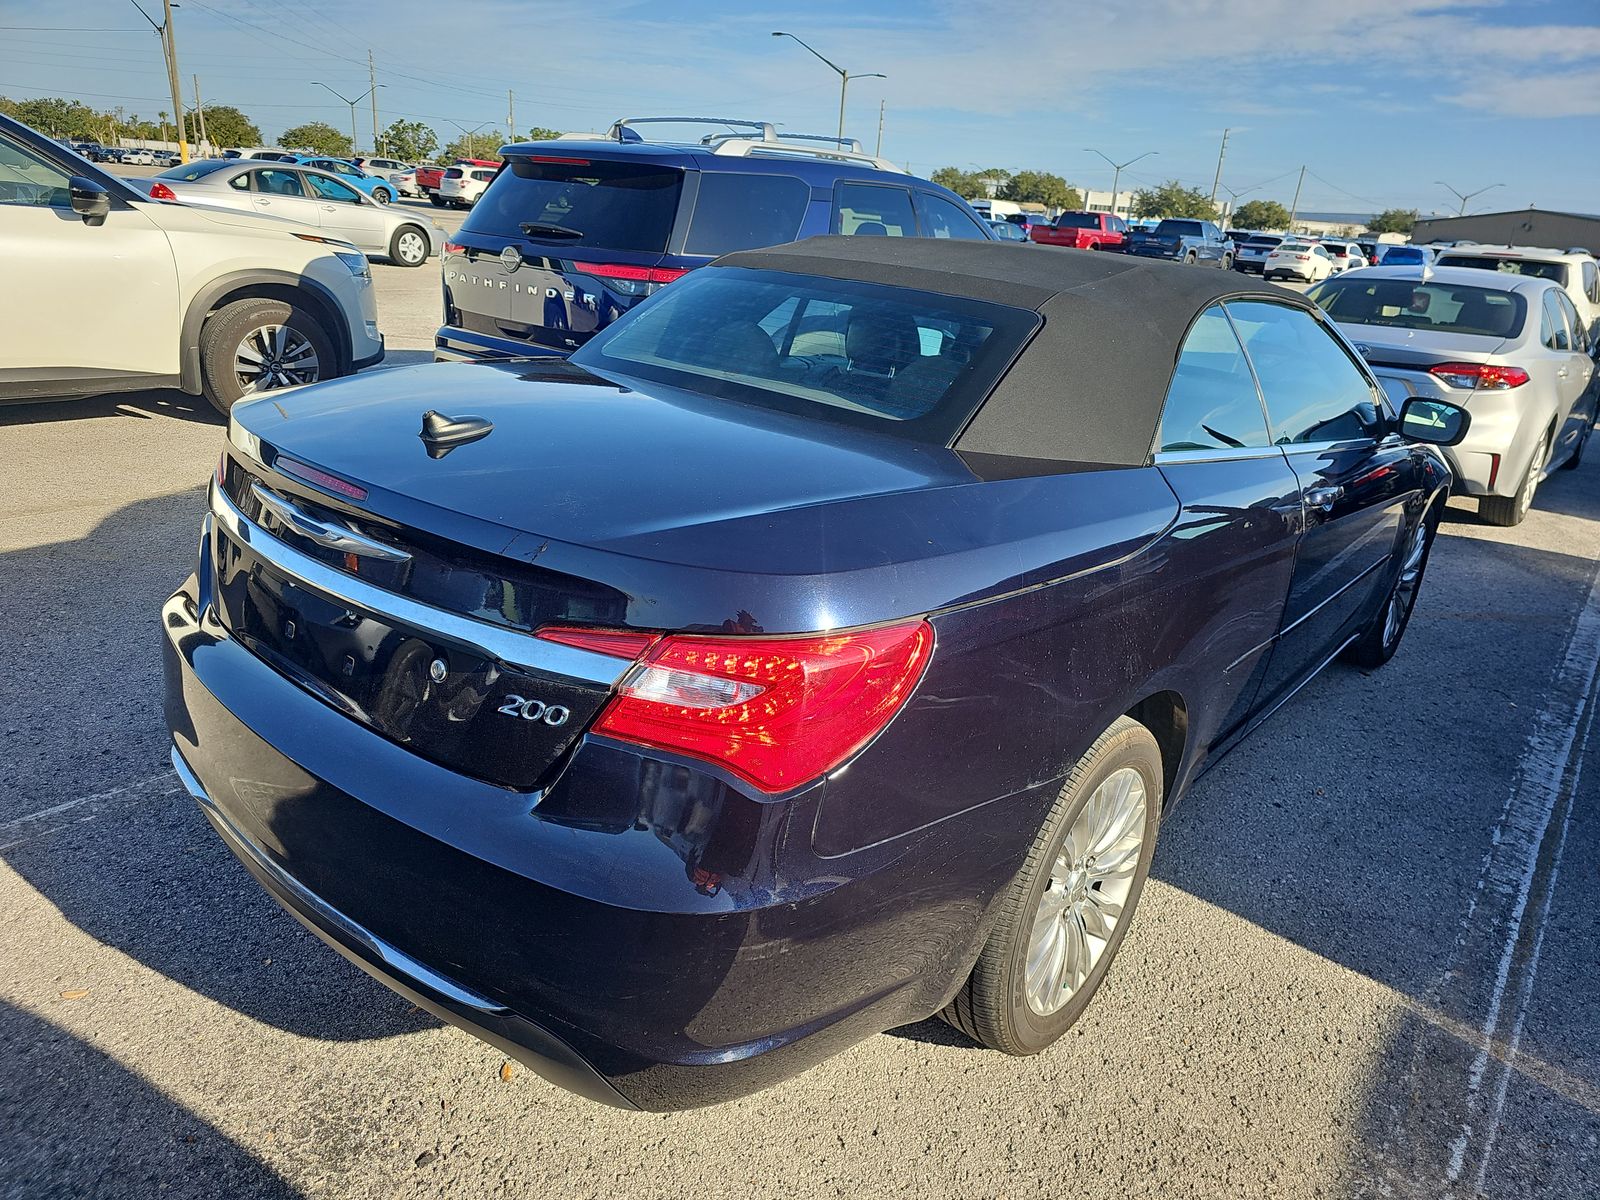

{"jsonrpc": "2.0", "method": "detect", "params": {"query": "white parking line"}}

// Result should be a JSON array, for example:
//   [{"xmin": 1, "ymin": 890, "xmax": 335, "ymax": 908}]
[
  {"xmin": 0, "ymin": 772, "xmax": 179, "ymax": 851},
  {"xmin": 1442, "ymin": 554, "xmax": 1600, "ymax": 1190}
]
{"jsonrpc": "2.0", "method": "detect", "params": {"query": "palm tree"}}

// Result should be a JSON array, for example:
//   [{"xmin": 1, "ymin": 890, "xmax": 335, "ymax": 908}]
[{"xmin": 158, "ymin": 110, "xmax": 168, "ymax": 144}]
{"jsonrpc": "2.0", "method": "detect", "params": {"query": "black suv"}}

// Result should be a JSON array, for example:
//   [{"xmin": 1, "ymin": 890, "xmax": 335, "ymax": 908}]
[{"xmin": 434, "ymin": 117, "xmax": 996, "ymax": 362}]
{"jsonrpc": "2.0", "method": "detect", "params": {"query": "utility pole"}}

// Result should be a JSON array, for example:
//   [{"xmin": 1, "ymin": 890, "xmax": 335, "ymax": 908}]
[
  {"xmin": 192, "ymin": 75, "xmax": 208, "ymax": 154},
  {"xmin": 1208, "ymin": 127, "xmax": 1230, "ymax": 206},
  {"xmin": 368, "ymin": 50, "xmax": 379, "ymax": 153},
  {"xmin": 130, "ymin": 0, "xmax": 188, "ymax": 161},
  {"xmin": 508, "ymin": 90, "xmax": 516, "ymax": 141},
  {"xmin": 875, "ymin": 99, "xmax": 884, "ymax": 157},
  {"xmin": 1288, "ymin": 164, "xmax": 1306, "ymax": 232}
]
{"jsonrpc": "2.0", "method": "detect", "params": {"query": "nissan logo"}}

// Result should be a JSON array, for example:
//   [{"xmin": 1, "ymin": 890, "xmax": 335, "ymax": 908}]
[{"xmin": 499, "ymin": 246, "xmax": 522, "ymax": 272}]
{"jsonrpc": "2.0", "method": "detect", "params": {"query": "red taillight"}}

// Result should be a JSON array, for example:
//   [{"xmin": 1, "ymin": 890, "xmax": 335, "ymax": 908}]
[
  {"xmin": 148, "ymin": 181, "xmax": 178, "ymax": 202},
  {"xmin": 548, "ymin": 620, "xmax": 934, "ymax": 794},
  {"xmin": 443, "ymin": 241, "xmax": 465, "ymax": 255},
  {"xmin": 537, "ymin": 626, "xmax": 659, "ymax": 660},
  {"xmin": 274, "ymin": 457, "xmax": 368, "ymax": 501},
  {"xmin": 1427, "ymin": 362, "xmax": 1529, "ymax": 390},
  {"xmin": 1486, "ymin": 453, "xmax": 1502, "ymax": 490},
  {"xmin": 572, "ymin": 261, "xmax": 688, "ymax": 285},
  {"xmin": 521, "ymin": 154, "xmax": 591, "ymax": 164}
]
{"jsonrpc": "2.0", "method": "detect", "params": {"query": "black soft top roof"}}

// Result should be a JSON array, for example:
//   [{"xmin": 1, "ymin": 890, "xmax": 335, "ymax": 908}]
[{"xmin": 714, "ymin": 236, "xmax": 1305, "ymax": 466}]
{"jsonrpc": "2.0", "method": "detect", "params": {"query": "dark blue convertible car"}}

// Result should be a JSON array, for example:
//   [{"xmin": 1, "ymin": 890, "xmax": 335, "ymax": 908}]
[{"xmin": 163, "ymin": 238, "xmax": 1468, "ymax": 1109}]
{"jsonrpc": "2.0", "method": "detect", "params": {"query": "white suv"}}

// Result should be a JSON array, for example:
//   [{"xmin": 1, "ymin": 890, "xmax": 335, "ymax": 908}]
[
  {"xmin": 439, "ymin": 165, "xmax": 497, "ymax": 208},
  {"xmin": 0, "ymin": 114, "xmax": 383, "ymax": 413},
  {"xmin": 1434, "ymin": 244, "xmax": 1600, "ymax": 349}
]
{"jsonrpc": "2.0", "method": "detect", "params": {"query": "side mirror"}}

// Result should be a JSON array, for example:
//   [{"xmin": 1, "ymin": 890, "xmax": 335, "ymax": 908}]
[
  {"xmin": 69, "ymin": 176, "xmax": 111, "ymax": 225},
  {"xmin": 1399, "ymin": 397, "xmax": 1470, "ymax": 447}
]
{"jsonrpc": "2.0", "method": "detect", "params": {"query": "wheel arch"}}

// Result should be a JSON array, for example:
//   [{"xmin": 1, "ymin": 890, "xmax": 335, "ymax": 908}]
[
  {"xmin": 1123, "ymin": 689, "xmax": 1189, "ymax": 809},
  {"xmin": 180, "ymin": 271, "xmax": 352, "ymax": 394}
]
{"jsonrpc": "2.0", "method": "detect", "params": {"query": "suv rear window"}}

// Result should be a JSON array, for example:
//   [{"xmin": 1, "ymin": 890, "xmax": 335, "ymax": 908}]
[
  {"xmin": 572, "ymin": 266, "xmax": 1038, "ymax": 444},
  {"xmin": 1437, "ymin": 255, "xmax": 1570, "ymax": 286},
  {"xmin": 463, "ymin": 157, "xmax": 685, "ymax": 254},
  {"xmin": 684, "ymin": 172, "xmax": 809, "ymax": 257},
  {"xmin": 1309, "ymin": 278, "xmax": 1528, "ymax": 338}
]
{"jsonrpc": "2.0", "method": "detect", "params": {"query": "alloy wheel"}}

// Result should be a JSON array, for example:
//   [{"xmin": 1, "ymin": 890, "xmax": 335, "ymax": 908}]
[
  {"xmin": 396, "ymin": 230, "xmax": 427, "ymax": 264},
  {"xmin": 1520, "ymin": 434, "xmax": 1547, "ymax": 516},
  {"xmin": 1024, "ymin": 767, "xmax": 1147, "ymax": 1016},
  {"xmin": 234, "ymin": 324, "xmax": 320, "ymax": 395},
  {"xmin": 1384, "ymin": 517, "xmax": 1430, "ymax": 647}
]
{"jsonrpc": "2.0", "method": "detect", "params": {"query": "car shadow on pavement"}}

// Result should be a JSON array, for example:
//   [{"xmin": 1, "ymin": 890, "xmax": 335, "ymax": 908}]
[
  {"xmin": 0, "ymin": 999, "xmax": 307, "ymax": 1199},
  {"xmin": 1, "ymin": 490, "xmax": 435, "ymax": 1046},
  {"xmin": 0, "ymin": 388, "xmax": 223, "ymax": 428}
]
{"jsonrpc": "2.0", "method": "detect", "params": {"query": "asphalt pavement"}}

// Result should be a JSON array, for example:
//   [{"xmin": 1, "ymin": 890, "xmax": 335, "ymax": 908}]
[{"xmin": 1, "ymin": 245, "xmax": 1596, "ymax": 1200}]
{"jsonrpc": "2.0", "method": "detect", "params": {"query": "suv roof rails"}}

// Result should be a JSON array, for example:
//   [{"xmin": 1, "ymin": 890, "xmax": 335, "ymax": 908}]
[{"xmin": 586, "ymin": 116, "xmax": 905, "ymax": 173}]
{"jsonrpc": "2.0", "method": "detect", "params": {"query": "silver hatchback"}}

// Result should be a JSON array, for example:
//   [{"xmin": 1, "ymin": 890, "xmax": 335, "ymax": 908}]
[
  {"xmin": 134, "ymin": 158, "xmax": 443, "ymax": 267},
  {"xmin": 1311, "ymin": 265, "xmax": 1597, "ymax": 526}
]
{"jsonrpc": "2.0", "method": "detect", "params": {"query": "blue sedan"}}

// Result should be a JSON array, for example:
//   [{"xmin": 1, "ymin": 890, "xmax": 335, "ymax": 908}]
[{"xmin": 283, "ymin": 154, "xmax": 396, "ymax": 203}]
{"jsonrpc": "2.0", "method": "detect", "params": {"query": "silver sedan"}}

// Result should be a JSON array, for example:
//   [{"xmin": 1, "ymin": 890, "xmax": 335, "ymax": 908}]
[{"xmin": 131, "ymin": 158, "xmax": 444, "ymax": 267}]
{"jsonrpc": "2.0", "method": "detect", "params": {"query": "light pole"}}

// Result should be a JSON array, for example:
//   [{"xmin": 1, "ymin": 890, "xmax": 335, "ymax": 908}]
[
  {"xmin": 1435, "ymin": 180, "xmax": 1503, "ymax": 217},
  {"xmin": 1084, "ymin": 148, "xmax": 1156, "ymax": 219},
  {"xmin": 313, "ymin": 81, "xmax": 381, "ymax": 155},
  {"xmin": 771, "ymin": 32, "xmax": 884, "ymax": 142},
  {"xmin": 447, "ymin": 120, "xmax": 491, "ymax": 161}
]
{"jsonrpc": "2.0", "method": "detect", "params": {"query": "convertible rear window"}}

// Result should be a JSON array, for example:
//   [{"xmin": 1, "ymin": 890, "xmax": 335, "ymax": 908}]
[
  {"xmin": 463, "ymin": 156, "xmax": 683, "ymax": 253},
  {"xmin": 1310, "ymin": 278, "xmax": 1528, "ymax": 338},
  {"xmin": 571, "ymin": 266, "xmax": 1039, "ymax": 444}
]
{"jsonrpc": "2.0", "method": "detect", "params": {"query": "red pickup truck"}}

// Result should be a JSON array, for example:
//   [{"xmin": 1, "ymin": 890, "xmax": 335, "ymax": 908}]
[
  {"xmin": 416, "ymin": 158, "xmax": 500, "ymax": 207},
  {"xmin": 1030, "ymin": 210, "xmax": 1129, "ymax": 250}
]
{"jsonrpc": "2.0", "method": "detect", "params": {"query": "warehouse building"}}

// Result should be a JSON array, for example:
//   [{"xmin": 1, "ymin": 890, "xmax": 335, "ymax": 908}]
[{"xmin": 1412, "ymin": 208, "xmax": 1600, "ymax": 255}]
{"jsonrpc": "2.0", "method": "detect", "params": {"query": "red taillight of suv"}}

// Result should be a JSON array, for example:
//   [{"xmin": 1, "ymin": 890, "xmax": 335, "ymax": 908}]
[
  {"xmin": 1427, "ymin": 362, "xmax": 1530, "ymax": 390},
  {"xmin": 538, "ymin": 621, "xmax": 935, "ymax": 794},
  {"xmin": 572, "ymin": 262, "xmax": 690, "ymax": 285}
]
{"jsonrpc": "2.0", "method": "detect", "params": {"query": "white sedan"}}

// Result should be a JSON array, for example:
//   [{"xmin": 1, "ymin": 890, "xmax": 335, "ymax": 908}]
[{"xmin": 1264, "ymin": 240, "xmax": 1334, "ymax": 283}]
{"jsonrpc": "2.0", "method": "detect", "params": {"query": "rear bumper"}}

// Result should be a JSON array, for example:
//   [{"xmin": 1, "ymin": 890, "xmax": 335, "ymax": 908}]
[
  {"xmin": 1126, "ymin": 245, "xmax": 1178, "ymax": 259},
  {"xmin": 1369, "ymin": 370, "xmax": 1547, "ymax": 497},
  {"xmin": 434, "ymin": 325, "xmax": 566, "ymax": 363},
  {"xmin": 161, "ymin": 568, "xmax": 997, "ymax": 1108}
]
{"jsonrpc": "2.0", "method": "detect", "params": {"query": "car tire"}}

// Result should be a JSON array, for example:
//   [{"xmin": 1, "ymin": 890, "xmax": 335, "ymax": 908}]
[
  {"xmin": 1480, "ymin": 431, "xmax": 1549, "ymax": 526},
  {"xmin": 940, "ymin": 715, "xmax": 1162, "ymax": 1055},
  {"xmin": 427, "ymin": 193, "xmax": 445, "ymax": 207},
  {"xmin": 1345, "ymin": 504, "xmax": 1438, "ymax": 668},
  {"xmin": 1220, "ymin": 253, "xmax": 1233, "ymax": 270},
  {"xmin": 390, "ymin": 225, "xmax": 430, "ymax": 267},
  {"xmin": 199, "ymin": 297, "xmax": 338, "ymax": 416},
  {"xmin": 372, "ymin": 187, "xmax": 392, "ymax": 204},
  {"xmin": 1184, "ymin": 251, "xmax": 1197, "ymax": 265}
]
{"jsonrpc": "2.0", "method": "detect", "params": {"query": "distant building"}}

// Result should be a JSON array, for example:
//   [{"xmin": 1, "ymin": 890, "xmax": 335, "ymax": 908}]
[
  {"xmin": 1412, "ymin": 208, "xmax": 1600, "ymax": 255},
  {"xmin": 1081, "ymin": 189, "xmax": 1135, "ymax": 219}
]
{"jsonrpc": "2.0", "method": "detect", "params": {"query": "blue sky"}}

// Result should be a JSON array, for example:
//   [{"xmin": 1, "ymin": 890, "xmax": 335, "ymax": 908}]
[{"xmin": 5, "ymin": 0, "xmax": 1598, "ymax": 215}]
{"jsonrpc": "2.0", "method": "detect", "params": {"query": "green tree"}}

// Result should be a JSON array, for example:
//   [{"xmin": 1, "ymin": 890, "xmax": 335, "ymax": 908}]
[
  {"xmin": 380, "ymin": 119, "xmax": 438, "ymax": 161},
  {"xmin": 1231, "ymin": 199, "xmax": 1291, "ymax": 230},
  {"xmin": 1130, "ymin": 179, "xmax": 1218, "ymax": 220},
  {"xmin": 1001, "ymin": 170, "xmax": 1079, "ymax": 210},
  {"xmin": 930, "ymin": 166, "xmax": 976, "ymax": 195},
  {"xmin": 525, "ymin": 126, "xmax": 562, "ymax": 142},
  {"xmin": 443, "ymin": 130, "xmax": 504, "ymax": 161},
  {"xmin": 1367, "ymin": 207, "xmax": 1418, "ymax": 235},
  {"xmin": 185, "ymin": 105, "xmax": 260, "ymax": 149},
  {"xmin": 280, "ymin": 121, "xmax": 352, "ymax": 156}
]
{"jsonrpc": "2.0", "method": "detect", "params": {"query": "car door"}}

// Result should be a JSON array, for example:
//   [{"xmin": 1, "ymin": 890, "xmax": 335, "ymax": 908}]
[
  {"xmin": 241, "ymin": 166, "xmax": 320, "ymax": 224},
  {"xmin": 1150, "ymin": 303, "xmax": 1303, "ymax": 747},
  {"xmin": 1543, "ymin": 289, "xmax": 1596, "ymax": 457},
  {"xmin": 1227, "ymin": 298, "xmax": 1426, "ymax": 708},
  {"xmin": 0, "ymin": 127, "xmax": 179, "ymax": 392},
  {"xmin": 302, "ymin": 170, "xmax": 382, "ymax": 251}
]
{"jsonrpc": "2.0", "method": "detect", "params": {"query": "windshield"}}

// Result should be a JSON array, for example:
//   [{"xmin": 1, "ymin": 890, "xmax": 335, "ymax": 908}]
[
  {"xmin": 1310, "ymin": 278, "xmax": 1528, "ymax": 339},
  {"xmin": 1437, "ymin": 255, "xmax": 1569, "ymax": 286},
  {"xmin": 572, "ymin": 266, "xmax": 1039, "ymax": 444},
  {"xmin": 1054, "ymin": 213, "xmax": 1101, "ymax": 229},
  {"xmin": 156, "ymin": 160, "xmax": 234, "ymax": 182},
  {"xmin": 462, "ymin": 156, "xmax": 684, "ymax": 253}
]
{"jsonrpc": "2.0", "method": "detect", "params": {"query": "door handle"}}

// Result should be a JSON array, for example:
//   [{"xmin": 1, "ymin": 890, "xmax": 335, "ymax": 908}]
[
  {"xmin": 1304, "ymin": 485, "xmax": 1344, "ymax": 511},
  {"xmin": 1558, "ymin": 366, "xmax": 1570, "ymax": 378},
  {"xmin": 320, "ymin": 204, "xmax": 337, "ymax": 212},
  {"xmin": 253, "ymin": 198, "xmax": 269, "ymax": 205}
]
